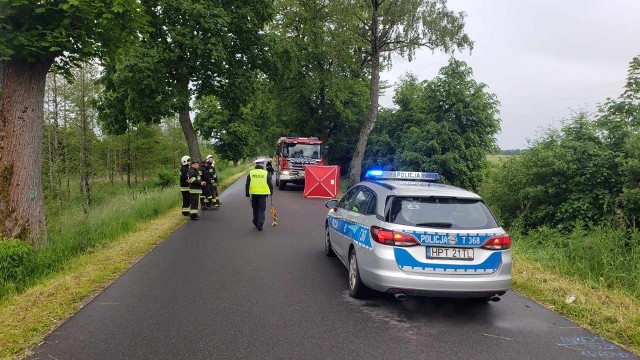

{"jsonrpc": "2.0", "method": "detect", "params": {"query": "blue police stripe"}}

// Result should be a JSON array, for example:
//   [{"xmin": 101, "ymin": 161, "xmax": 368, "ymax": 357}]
[
  {"xmin": 327, "ymin": 215, "xmax": 372, "ymax": 249},
  {"xmin": 394, "ymin": 248, "xmax": 502, "ymax": 273}
]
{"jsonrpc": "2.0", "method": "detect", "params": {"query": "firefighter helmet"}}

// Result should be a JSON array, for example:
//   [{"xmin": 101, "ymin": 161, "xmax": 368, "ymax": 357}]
[
  {"xmin": 181, "ymin": 155, "xmax": 191, "ymax": 165},
  {"xmin": 206, "ymin": 154, "xmax": 215, "ymax": 165}
]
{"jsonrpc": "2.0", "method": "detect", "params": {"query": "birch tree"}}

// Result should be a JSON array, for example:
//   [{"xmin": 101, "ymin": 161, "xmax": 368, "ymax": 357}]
[{"xmin": 339, "ymin": 0, "xmax": 473, "ymax": 186}]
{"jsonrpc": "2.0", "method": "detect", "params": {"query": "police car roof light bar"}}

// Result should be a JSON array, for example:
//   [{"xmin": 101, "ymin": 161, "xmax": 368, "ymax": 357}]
[{"xmin": 365, "ymin": 170, "xmax": 440, "ymax": 182}]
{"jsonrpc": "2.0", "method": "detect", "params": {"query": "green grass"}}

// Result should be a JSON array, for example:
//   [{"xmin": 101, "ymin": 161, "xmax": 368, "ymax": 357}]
[
  {"xmin": 0, "ymin": 185, "xmax": 180, "ymax": 299},
  {"xmin": 512, "ymin": 252, "xmax": 640, "ymax": 355},
  {"xmin": 0, "ymin": 164, "xmax": 251, "ymax": 300},
  {"xmin": 513, "ymin": 225, "xmax": 640, "ymax": 299}
]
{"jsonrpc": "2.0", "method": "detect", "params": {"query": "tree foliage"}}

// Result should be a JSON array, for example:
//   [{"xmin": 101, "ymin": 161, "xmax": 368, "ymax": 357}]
[
  {"xmin": 481, "ymin": 55, "xmax": 640, "ymax": 230},
  {"xmin": 365, "ymin": 59, "xmax": 500, "ymax": 190},
  {"xmin": 0, "ymin": 0, "xmax": 147, "ymax": 66},
  {"xmin": 97, "ymin": 0, "xmax": 273, "ymax": 161}
]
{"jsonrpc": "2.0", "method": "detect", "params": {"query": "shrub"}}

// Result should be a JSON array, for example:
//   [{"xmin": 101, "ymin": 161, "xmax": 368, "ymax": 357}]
[
  {"xmin": 151, "ymin": 168, "xmax": 177, "ymax": 188},
  {"xmin": 0, "ymin": 239, "xmax": 33, "ymax": 290}
]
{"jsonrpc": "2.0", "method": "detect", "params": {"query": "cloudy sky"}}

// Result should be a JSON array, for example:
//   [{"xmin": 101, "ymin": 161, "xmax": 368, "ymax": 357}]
[{"xmin": 379, "ymin": 0, "xmax": 640, "ymax": 149}]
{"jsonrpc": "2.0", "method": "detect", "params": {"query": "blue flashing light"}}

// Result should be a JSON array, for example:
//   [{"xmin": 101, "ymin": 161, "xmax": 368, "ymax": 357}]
[{"xmin": 365, "ymin": 170, "xmax": 440, "ymax": 182}]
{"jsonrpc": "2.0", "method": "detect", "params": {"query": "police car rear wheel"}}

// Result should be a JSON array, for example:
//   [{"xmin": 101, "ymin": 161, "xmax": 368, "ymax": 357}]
[
  {"xmin": 348, "ymin": 250, "xmax": 370, "ymax": 299},
  {"xmin": 324, "ymin": 227, "xmax": 336, "ymax": 257}
]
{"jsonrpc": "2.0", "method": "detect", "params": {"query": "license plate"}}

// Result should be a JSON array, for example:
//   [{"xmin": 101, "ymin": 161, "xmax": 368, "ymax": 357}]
[{"xmin": 427, "ymin": 247, "xmax": 474, "ymax": 260}]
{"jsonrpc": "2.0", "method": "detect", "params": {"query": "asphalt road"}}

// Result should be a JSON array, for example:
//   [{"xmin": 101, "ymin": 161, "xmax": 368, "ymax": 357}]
[{"xmin": 30, "ymin": 178, "xmax": 638, "ymax": 360}]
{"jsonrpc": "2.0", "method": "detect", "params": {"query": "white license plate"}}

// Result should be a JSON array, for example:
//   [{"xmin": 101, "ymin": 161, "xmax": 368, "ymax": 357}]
[{"xmin": 427, "ymin": 247, "xmax": 474, "ymax": 260}]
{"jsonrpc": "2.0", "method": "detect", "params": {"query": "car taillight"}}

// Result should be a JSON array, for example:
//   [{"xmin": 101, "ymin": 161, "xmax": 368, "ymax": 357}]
[
  {"xmin": 370, "ymin": 226, "xmax": 419, "ymax": 247},
  {"xmin": 481, "ymin": 234, "xmax": 511, "ymax": 250}
]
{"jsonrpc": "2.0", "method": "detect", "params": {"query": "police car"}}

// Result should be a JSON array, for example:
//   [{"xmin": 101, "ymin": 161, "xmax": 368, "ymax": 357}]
[{"xmin": 324, "ymin": 171, "xmax": 511, "ymax": 301}]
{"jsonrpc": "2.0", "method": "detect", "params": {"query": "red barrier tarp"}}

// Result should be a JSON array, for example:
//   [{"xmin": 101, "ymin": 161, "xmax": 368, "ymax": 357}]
[{"xmin": 304, "ymin": 165, "xmax": 340, "ymax": 199}]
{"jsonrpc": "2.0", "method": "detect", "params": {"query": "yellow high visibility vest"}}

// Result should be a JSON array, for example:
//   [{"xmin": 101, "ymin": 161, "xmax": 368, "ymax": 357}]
[{"xmin": 249, "ymin": 169, "xmax": 271, "ymax": 195}]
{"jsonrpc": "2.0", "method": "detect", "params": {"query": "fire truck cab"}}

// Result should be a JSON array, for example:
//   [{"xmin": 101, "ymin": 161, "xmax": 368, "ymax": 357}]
[{"xmin": 274, "ymin": 137, "xmax": 324, "ymax": 190}]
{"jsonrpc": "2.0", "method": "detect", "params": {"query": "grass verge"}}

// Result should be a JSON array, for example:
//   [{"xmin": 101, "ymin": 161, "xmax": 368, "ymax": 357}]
[
  {"xmin": 512, "ymin": 248, "xmax": 640, "ymax": 355},
  {"xmin": 0, "ymin": 166, "xmax": 251, "ymax": 360}
]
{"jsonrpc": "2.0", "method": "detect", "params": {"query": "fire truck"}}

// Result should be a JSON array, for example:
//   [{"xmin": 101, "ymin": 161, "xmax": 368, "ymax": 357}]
[{"xmin": 274, "ymin": 137, "xmax": 325, "ymax": 190}]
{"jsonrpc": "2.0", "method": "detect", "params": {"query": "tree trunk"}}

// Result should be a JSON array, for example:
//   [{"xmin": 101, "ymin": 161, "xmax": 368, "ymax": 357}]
[
  {"xmin": 62, "ymin": 85, "xmax": 70, "ymax": 198},
  {"xmin": 79, "ymin": 66, "xmax": 91, "ymax": 213},
  {"xmin": 126, "ymin": 126, "xmax": 131, "ymax": 188},
  {"xmin": 0, "ymin": 59, "xmax": 52, "ymax": 247},
  {"xmin": 177, "ymin": 80, "xmax": 201, "ymax": 161},
  {"xmin": 348, "ymin": 53, "xmax": 380, "ymax": 187},
  {"xmin": 51, "ymin": 74, "xmax": 61, "ymax": 205}
]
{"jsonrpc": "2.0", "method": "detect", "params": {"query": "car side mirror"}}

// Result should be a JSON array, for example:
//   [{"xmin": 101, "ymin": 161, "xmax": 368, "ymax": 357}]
[
  {"xmin": 276, "ymin": 148, "xmax": 281, "ymax": 156},
  {"xmin": 325, "ymin": 199, "xmax": 338, "ymax": 209}
]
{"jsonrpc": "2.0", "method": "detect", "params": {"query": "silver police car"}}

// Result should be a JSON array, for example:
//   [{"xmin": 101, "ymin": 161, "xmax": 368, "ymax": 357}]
[{"xmin": 324, "ymin": 171, "xmax": 511, "ymax": 301}]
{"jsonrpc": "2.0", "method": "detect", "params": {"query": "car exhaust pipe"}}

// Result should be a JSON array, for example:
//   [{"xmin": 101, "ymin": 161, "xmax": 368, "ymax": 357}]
[
  {"xmin": 489, "ymin": 296, "xmax": 501, "ymax": 302},
  {"xmin": 394, "ymin": 293, "xmax": 408, "ymax": 301}
]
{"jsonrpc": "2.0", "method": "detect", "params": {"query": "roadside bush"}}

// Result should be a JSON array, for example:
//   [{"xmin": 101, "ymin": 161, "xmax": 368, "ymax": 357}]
[
  {"xmin": 481, "ymin": 113, "xmax": 624, "ymax": 231},
  {"xmin": 151, "ymin": 168, "xmax": 177, "ymax": 188},
  {"xmin": 0, "ymin": 239, "xmax": 33, "ymax": 296}
]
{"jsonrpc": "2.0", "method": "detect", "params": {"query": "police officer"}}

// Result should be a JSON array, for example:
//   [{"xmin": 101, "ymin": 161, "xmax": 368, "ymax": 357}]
[
  {"xmin": 188, "ymin": 160, "xmax": 206, "ymax": 220},
  {"xmin": 179, "ymin": 155, "xmax": 191, "ymax": 216},
  {"xmin": 245, "ymin": 159, "xmax": 273, "ymax": 231},
  {"xmin": 199, "ymin": 160, "xmax": 214, "ymax": 210},
  {"xmin": 205, "ymin": 155, "xmax": 221, "ymax": 207}
]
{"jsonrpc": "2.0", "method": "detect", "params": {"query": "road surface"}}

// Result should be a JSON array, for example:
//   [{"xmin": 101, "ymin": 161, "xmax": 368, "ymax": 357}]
[{"xmin": 30, "ymin": 179, "xmax": 638, "ymax": 359}]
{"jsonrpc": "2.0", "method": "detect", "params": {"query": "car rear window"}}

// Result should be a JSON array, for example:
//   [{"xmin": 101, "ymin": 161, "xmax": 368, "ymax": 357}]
[{"xmin": 388, "ymin": 197, "xmax": 499, "ymax": 230}]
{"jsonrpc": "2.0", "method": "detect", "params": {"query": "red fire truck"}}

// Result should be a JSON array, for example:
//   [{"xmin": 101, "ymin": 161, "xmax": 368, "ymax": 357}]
[{"xmin": 274, "ymin": 137, "xmax": 325, "ymax": 190}]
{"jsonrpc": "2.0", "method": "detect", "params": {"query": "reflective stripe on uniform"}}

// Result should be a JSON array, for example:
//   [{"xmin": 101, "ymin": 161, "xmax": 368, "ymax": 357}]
[
  {"xmin": 180, "ymin": 187, "xmax": 189, "ymax": 191},
  {"xmin": 249, "ymin": 169, "xmax": 271, "ymax": 195},
  {"xmin": 190, "ymin": 189, "xmax": 202, "ymax": 194},
  {"xmin": 190, "ymin": 209, "xmax": 199, "ymax": 214}
]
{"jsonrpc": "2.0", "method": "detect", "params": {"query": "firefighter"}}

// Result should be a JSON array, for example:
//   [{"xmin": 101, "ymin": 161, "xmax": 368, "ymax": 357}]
[
  {"xmin": 245, "ymin": 159, "xmax": 273, "ymax": 231},
  {"xmin": 188, "ymin": 160, "xmax": 206, "ymax": 220},
  {"xmin": 206, "ymin": 155, "xmax": 221, "ymax": 207},
  {"xmin": 199, "ymin": 160, "xmax": 214, "ymax": 210},
  {"xmin": 266, "ymin": 160, "xmax": 274, "ymax": 178},
  {"xmin": 179, "ymin": 155, "xmax": 191, "ymax": 216}
]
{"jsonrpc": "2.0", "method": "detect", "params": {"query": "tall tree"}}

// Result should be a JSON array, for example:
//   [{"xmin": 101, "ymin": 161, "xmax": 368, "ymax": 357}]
[
  {"xmin": 99, "ymin": 0, "xmax": 273, "ymax": 162},
  {"xmin": 261, "ymin": 0, "xmax": 369, "ymax": 170},
  {"xmin": 0, "ymin": 0, "xmax": 147, "ymax": 247},
  {"xmin": 338, "ymin": 0, "xmax": 473, "ymax": 186}
]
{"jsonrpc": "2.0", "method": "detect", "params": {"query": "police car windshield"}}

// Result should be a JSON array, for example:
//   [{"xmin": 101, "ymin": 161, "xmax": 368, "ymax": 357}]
[
  {"xmin": 389, "ymin": 197, "xmax": 499, "ymax": 230},
  {"xmin": 284, "ymin": 143, "xmax": 320, "ymax": 158}
]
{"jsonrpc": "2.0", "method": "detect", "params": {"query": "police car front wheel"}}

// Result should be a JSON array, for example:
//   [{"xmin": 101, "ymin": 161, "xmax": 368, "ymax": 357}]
[
  {"xmin": 324, "ymin": 227, "xmax": 336, "ymax": 257},
  {"xmin": 348, "ymin": 250, "xmax": 370, "ymax": 299}
]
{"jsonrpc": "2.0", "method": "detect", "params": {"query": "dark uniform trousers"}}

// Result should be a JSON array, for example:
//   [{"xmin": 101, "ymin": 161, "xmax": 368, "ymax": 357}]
[
  {"xmin": 181, "ymin": 189, "xmax": 191, "ymax": 215},
  {"xmin": 180, "ymin": 164, "xmax": 191, "ymax": 216},
  {"xmin": 200, "ymin": 184, "xmax": 213, "ymax": 207},
  {"xmin": 251, "ymin": 195, "xmax": 267, "ymax": 228}
]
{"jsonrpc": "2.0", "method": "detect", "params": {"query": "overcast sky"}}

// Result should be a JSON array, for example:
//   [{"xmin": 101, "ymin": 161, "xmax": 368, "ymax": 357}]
[{"xmin": 379, "ymin": 0, "xmax": 640, "ymax": 149}]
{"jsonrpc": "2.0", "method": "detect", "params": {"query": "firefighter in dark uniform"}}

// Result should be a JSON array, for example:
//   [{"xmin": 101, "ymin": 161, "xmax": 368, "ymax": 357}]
[
  {"xmin": 198, "ymin": 160, "xmax": 213, "ymax": 210},
  {"xmin": 205, "ymin": 155, "xmax": 221, "ymax": 207},
  {"xmin": 245, "ymin": 159, "xmax": 273, "ymax": 231},
  {"xmin": 266, "ymin": 160, "xmax": 274, "ymax": 178},
  {"xmin": 188, "ymin": 160, "xmax": 205, "ymax": 220},
  {"xmin": 179, "ymin": 155, "xmax": 191, "ymax": 216}
]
